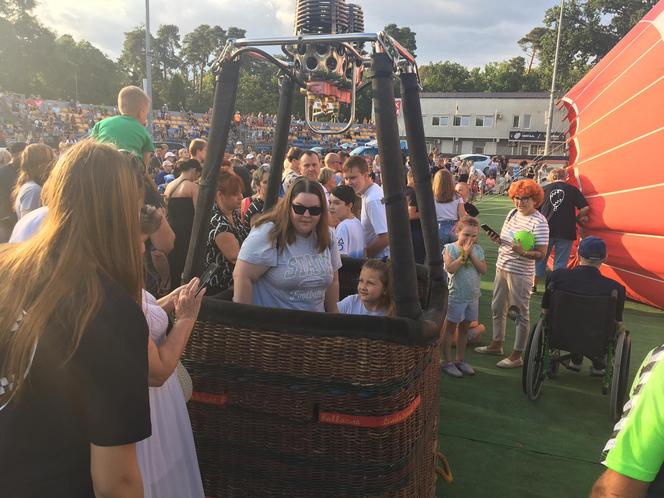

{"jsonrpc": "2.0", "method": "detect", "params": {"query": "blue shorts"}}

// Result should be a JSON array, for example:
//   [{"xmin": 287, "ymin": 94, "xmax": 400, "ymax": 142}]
[{"xmin": 446, "ymin": 300, "xmax": 479, "ymax": 324}]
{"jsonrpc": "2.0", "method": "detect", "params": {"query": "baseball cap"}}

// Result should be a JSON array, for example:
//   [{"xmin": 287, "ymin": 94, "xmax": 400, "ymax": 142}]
[
  {"xmin": 236, "ymin": 141, "xmax": 243, "ymax": 145},
  {"xmin": 246, "ymin": 153, "xmax": 255, "ymax": 159},
  {"xmin": 579, "ymin": 236, "xmax": 606, "ymax": 260},
  {"xmin": 165, "ymin": 151, "xmax": 176, "ymax": 158}
]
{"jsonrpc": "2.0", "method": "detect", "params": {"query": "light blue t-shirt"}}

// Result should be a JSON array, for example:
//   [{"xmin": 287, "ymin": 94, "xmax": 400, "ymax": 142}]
[
  {"xmin": 444, "ymin": 242, "xmax": 485, "ymax": 303},
  {"xmin": 335, "ymin": 217, "xmax": 365, "ymax": 259},
  {"xmin": 238, "ymin": 222, "xmax": 342, "ymax": 312},
  {"xmin": 337, "ymin": 294, "xmax": 386, "ymax": 316},
  {"xmin": 9, "ymin": 206, "xmax": 48, "ymax": 242}
]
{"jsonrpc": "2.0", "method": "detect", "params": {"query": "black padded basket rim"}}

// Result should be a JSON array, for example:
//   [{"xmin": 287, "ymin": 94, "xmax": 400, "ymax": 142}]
[{"xmin": 199, "ymin": 297, "xmax": 440, "ymax": 347}]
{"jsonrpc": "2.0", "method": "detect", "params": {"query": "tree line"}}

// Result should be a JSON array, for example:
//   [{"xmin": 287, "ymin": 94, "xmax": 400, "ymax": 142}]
[{"xmin": 0, "ymin": 0, "xmax": 656, "ymax": 118}]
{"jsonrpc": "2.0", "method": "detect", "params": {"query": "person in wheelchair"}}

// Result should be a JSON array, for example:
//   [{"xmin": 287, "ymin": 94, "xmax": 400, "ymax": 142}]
[{"xmin": 541, "ymin": 236, "xmax": 626, "ymax": 375}]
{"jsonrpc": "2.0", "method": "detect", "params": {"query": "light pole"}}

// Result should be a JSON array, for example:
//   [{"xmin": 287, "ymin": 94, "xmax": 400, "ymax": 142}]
[
  {"xmin": 544, "ymin": 0, "xmax": 564, "ymax": 156},
  {"xmin": 144, "ymin": 0, "xmax": 154, "ymax": 137}
]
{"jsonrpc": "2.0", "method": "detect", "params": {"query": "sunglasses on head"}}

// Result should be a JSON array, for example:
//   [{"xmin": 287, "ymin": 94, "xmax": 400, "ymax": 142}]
[{"xmin": 291, "ymin": 203, "xmax": 322, "ymax": 216}]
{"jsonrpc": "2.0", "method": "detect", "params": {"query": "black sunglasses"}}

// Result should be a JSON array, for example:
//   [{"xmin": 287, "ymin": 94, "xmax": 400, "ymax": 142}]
[{"xmin": 291, "ymin": 203, "xmax": 322, "ymax": 216}]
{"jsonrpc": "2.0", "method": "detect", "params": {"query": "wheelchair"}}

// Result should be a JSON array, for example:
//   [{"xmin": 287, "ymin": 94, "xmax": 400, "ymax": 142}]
[{"xmin": 520, "ymin": 286, "xmax": 631, "ymax": 421}]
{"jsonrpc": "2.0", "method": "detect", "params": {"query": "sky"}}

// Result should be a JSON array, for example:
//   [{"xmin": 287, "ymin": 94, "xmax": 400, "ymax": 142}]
[{"xmin": 35, "ymin": 0, "xmax": 558, "ymax": 67}]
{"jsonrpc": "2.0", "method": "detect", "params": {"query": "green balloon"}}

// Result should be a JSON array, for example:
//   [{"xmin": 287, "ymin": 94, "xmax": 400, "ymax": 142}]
[{"xmin": 514, "ymin": 230, "xmax": 535, "ymax": 251}]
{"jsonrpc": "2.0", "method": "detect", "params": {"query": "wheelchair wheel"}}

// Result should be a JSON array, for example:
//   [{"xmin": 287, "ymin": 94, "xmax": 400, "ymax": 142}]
[
  {"xmin": 522, "ymin": 320, "xmax": 545, "ymax": 400},
  {"xmin": 610, "ymin": 331, "xmax": 631, "ymax": 422}
]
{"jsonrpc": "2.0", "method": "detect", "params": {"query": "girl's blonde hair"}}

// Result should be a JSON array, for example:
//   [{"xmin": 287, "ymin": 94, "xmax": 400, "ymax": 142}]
[
  {"xmin": 360, "ymin": 259, "xmax": 395, "ymax": 317},
  {"xmin": 455, "ymin": 215, "xmax": 480, "ymax": 233},
  {"xmin": 0, "ymin": 140, "xmax": 144, "ymax": 405}
]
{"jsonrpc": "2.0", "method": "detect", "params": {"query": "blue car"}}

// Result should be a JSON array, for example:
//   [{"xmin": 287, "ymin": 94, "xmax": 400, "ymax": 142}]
[{"xmin": 350, "ymin": 139, "xmax": 408, "ymax": 157}]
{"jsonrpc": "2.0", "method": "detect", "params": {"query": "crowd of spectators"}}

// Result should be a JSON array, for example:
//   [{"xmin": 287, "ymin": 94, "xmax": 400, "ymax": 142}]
[{"xmin": 2, "ymin": 84, "xmax": 658, "ymax": 498}]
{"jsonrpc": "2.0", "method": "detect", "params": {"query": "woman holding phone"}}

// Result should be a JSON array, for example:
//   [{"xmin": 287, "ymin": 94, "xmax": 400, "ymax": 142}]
[
  {"xmin": 0, "ymin": 141, "xmax": 150, "ymax": 497},
  {"xmin": 233, "ymin": 178, "xmax": 341, "ymax": 312},
  {"xmin": 475, "ymin": 179, "xmax": 549, "ymax": 368}
]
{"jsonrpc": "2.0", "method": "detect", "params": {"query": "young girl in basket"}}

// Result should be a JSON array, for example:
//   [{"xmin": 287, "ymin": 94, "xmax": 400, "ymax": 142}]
[
  {"xmin": 441, "ymin": 216, "xmax": 487, "ymax": 378},
  {"xmin": 338, "ymin": 260, "xmax": 394, "ymax": 317}
]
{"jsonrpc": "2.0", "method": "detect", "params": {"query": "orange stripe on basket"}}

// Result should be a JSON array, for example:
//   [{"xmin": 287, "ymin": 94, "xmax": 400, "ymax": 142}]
[
  {"xmin": 319, "ymin": 395, "xmax": 421, "ymax": 428},
  {"xmin": 190, "ymin": 392, "xmax": 229, "ymax": 406}
]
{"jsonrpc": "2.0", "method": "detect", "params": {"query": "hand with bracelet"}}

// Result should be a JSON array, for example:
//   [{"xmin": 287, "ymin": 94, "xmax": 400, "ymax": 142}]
[{"xmin": 511, "ymin": 240, "xmax": 540, "ymax": 260}]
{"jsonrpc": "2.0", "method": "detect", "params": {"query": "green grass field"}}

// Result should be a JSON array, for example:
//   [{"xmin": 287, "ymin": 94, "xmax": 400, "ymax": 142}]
[{"xmin": 435, "ymin": 195, "xmax": 664, "ymax": 498}]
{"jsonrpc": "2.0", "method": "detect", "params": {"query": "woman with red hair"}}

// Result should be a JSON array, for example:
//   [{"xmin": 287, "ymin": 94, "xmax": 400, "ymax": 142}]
[{"xmin": 475, "ymin": 179, "xmax": 549, "ymax": 368}]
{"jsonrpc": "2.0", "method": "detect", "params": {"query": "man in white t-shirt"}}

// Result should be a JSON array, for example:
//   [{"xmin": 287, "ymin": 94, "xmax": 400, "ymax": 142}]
[{"xmin": 343, "ymin": 156, "xmax": 389, "ymax": 259}]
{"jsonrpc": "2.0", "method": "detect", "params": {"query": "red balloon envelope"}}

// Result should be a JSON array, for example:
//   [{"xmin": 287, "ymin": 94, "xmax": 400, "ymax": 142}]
[{"xmin": 561, "ymin": 1, "xmax": 664, "ymax": 309}]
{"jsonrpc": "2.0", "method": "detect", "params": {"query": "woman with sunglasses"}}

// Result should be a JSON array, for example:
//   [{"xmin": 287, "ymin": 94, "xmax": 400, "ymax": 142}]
[
  {"xmin": 233, "ymin": 178, "xmax": 341, "ymax": 312},
  {"xmin": 475, "ymin": 179, "xmax": 549, "ymax": 368}
]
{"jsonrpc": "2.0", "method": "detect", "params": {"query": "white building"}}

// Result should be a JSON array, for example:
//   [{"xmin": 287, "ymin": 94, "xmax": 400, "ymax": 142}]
[{"xmin": 396, "ymin": 92, "xmax": 568, "ymax": 157}]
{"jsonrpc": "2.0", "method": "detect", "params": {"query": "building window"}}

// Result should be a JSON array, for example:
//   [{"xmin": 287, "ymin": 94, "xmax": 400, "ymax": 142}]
[
  {"xmin": 513, "ymin": 115, "xmax": 520, "ymax": 128},
  {"xmin": 475, "ymin": 116, "xmax": 484, "ymax": 127},
  {"xmin": 484, "ymin": 115, "xmax": 494, "ymax": 127},
  {"xmin": 453, "ymin": 115, "xmax": 470, "ymax": 127},
  {"xmin": 473, "ymin": 143, "xmax": 486, "ymax": 154},
  {"xmin": 432, "ymin": 116, "xmax": 449, "ymax": 127},
  {"xmin": 523, "ymin": 114, "xmax": 532, "ymax": 129}
]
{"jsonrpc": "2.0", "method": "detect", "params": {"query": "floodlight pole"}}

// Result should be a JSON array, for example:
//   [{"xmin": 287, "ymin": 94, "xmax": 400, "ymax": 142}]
[
  {"xmin": 544, "ymin": 0, "xmax": 564, "ymax": 156},
  {"xmin": 144, "ymin": 0, "xmax": 154, "ymax": 138}
]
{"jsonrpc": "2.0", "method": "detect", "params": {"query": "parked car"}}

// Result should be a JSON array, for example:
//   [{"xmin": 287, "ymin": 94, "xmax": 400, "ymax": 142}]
[
  {"xmin": 452, "ymin": 154, "xmax": 492, "ymax": 174},
  {"xmin": 350, "ymin": 140, "xmax": 408, "ymax": 157}
]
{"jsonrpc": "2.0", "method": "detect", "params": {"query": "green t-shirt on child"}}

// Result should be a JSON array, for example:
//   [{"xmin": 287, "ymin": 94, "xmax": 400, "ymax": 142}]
[
  {"xmin": 601, "ymin": 344, "xmax": 664, "ymax": 494},
  {"xmin": 90, "ymin": 115, "xmax": 155, "ymax": 160}
]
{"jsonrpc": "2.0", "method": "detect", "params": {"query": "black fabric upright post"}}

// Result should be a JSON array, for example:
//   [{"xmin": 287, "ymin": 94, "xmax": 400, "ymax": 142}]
[
  {"xmin": 371, "ymin": 53, "xmax": 422, "ymax": 320},
  {"xmin": 399, "ymin": 71, "xmax": 444, "ymax": 283},
  {"xmin": 264, "ymin": 75, "xmax": 296, "ymax": 211},
  {"xmin": 183, "ymin": 59, "xmax": 241, "ymax": 282}
]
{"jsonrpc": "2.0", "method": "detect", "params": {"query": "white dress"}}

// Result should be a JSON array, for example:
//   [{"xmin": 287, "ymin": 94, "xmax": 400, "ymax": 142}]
[{"xmin": 136, "ymin": 290, "xmax": 205, "ymax": 498}]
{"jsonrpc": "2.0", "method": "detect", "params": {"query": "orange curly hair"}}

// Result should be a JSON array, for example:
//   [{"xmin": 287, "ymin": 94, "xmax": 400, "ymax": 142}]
[{"xmin": 508, "ymin": 179, "xmax": 544, "ymax": 207}]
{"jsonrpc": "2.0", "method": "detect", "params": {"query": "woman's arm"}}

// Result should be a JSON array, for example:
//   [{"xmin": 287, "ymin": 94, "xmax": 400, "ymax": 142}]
[
  {"xmin": 191, "ymin": 183, "xmax": 199, "ymax": 212},
  {"xmin": 512, "ymin": 242, "xmax": 547, "ymax": 261},
  {"xmin": 325, "ymin": 271, "xmax": 340, "ymax": 313},
  {"xmin": 233, "ymin": 260, "xmax": 269, "ymax": 304},
  {"xmin": 407, "ymin": 205, "xmax": 420, "ymax": 220},
  {"xmin": 147, "ymin": 278, "xmax": 204, "ymax": 387},
  {"xmin": 215, "ymin": 232, "xmax": 241, "ymax": 264},
  {"xmin": 457, "ymin": 200, "xmax": 467, "ymax": 219},
  {"xmin": 149, "ymin": 207, "xmax": 175, "ymax": 254},
  {"xmin": 90, "ymin": 443, "xmax": 143, "ymax": 498}
]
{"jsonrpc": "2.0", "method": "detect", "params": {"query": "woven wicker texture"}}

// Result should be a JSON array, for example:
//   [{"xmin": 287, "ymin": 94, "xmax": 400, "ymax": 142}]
[{"xmin": 184, "ymin": 265, "xmax": 442, "ymax": 497}]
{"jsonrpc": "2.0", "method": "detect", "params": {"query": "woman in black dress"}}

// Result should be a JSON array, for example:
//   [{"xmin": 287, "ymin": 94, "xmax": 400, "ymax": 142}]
[
  {"xmin": 205, "ymin": 171, "xmax": 250, "ymax": 295},
  {"xmin": 165, "ymin": 159, "xmax": 201, "ymax": 288}
]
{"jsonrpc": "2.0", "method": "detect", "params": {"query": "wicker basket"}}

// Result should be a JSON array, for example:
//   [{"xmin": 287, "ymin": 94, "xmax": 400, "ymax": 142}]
[{"xmin": 183, "ymin": 262, "xmax": 445, "ymax": 497}]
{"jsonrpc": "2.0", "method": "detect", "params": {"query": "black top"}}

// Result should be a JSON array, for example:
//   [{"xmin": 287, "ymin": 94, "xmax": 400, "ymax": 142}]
[
  {"xmin": 205, "ymin": 206, "xmax": 250, "ymax": 294},
  {"xmin": 245, "ymin": 197, "xmax": 265, "ymax": 226},
  {"xmin": 539, "ymin": 181, "xmax": 588, "ymax": 240},
  {"xmin": 233, "ymin": 165, "xmax": 253, "ymax": 198},
  {"xmin": 543, "ymin": 265, "xmax": 626, "ymax": 321},
  {"xmin": 0, "ymin": 278, "xmax": 151, "ymax": 497},
  {"xmin": 0, "ymin": 162, "xmax": 18, "ymax": 228},
  {"xmin": 167, "ymin": 195, "xmax": 196, "ymax": 288}
]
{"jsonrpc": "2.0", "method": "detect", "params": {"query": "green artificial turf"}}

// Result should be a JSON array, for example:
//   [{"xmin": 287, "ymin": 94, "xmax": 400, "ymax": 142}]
[{"xmin": 434, "ymin": 195, "xmax": 664, "ymax": 498}]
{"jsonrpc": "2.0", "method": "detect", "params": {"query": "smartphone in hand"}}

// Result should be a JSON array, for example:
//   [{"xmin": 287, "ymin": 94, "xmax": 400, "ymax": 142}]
[
  {"xmin": 480, "ymin": 223, "xmax": 501, "ymax": 240},
  {"xmin": 195, "ymin": 262, "xmax": 219, "ymax": 296}
]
